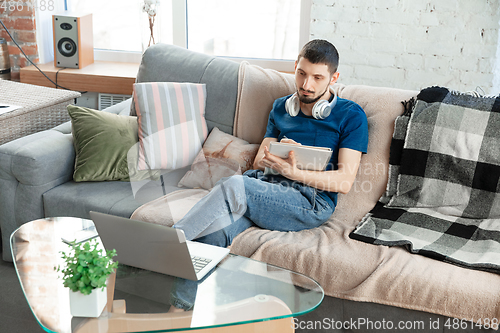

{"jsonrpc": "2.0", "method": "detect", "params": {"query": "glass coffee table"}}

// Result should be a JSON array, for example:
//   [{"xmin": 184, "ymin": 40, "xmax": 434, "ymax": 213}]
[{"xmin": 10, "ymin": 217, "xmax": 323, "ymax": 333}]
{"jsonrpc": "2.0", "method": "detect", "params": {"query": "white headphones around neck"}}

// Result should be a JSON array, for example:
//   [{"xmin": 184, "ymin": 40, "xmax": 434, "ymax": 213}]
[{"xmin": 285, "ymin": 86, "xmax": 338, "ymax": 120}]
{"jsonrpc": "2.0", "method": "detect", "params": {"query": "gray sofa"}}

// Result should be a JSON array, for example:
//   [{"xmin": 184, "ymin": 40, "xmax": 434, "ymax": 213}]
[
  {"xmin": 0, "ymin": 44, "xmax": 243, "ymax": 261},
  {"xmin": 1, "ymin": 44, "xmax": 499, "ymax": 329}
]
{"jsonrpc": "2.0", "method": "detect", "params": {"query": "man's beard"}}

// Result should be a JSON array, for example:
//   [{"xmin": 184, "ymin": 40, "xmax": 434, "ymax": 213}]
[{"xmin": 297, "ymin": 85, "xmax": 330, "ymax": 104}]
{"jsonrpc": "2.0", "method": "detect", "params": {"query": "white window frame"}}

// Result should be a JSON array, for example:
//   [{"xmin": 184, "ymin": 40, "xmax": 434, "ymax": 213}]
[{"xmin": 93, "ymin": 0, "xmax": 311, "ymax": 71}]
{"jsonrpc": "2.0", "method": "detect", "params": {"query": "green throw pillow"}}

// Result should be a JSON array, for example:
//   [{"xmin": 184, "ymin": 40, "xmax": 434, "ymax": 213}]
[{"xmin": 68, "ymin": 105, "xmax": 141, "ymax": 182}]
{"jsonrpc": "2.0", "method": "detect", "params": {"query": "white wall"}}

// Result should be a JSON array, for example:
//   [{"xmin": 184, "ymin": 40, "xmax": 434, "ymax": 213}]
[
  {"xmin": 493, "ymin": 17, "xmax": 500, "ymax": 94},
  {"xmin": 310, "ymin": 0, "xmax": 500, "ymax": 94}
]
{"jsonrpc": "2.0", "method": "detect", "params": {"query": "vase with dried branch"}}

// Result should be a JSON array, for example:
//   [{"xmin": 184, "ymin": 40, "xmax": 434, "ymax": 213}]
[{"xmin": 142, "ymin": 0, "xmax": 160, "ymax": 50}]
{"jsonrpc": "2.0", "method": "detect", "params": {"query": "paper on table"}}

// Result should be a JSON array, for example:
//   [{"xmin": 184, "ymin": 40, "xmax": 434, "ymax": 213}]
[{"xmin": 0, "ymin": 104, "xmax": 22, "ymax": 115}]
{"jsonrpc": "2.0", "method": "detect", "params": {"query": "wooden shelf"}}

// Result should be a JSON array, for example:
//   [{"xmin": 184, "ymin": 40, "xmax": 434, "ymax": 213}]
[{"xmin": 20, "ymin": 61, "xmax": 139, "ymax": 95}]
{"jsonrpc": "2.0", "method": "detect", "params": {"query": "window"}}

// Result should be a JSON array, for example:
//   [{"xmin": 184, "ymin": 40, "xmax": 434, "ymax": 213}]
[
  {"xmin": 63, "ymin": 0, "xmax": 311, "ymax": 69},
  {"xmin": 187, "ymin": 0, "xmax": 301, "ymax": 60},
  {"xmin": 67, "ymin": 0, "xmax": 148, "ymax": 52}
]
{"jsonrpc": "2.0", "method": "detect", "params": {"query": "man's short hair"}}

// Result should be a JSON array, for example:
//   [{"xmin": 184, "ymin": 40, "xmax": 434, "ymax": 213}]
[{"xmin": 297, "ymin": 39, "xmax": 339, "ymax": 74}]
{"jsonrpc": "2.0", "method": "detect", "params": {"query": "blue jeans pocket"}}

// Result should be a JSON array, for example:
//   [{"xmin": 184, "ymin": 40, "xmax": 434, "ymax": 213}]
[{"xmin": 292, "ymin": 182, "xmax": 317, "ymax": 211}]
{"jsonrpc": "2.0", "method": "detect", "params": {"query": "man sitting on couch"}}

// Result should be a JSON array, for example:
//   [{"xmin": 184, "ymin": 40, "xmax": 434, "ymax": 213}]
[{"xmin": 169, "ymin": 39, "xmax": 369, "ymax": 311}]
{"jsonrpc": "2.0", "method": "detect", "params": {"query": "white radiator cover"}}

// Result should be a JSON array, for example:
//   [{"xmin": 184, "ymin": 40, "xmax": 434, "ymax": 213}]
[{"xmin": 98, "ymin": 93, "xmax": 131, "ymax": 110}]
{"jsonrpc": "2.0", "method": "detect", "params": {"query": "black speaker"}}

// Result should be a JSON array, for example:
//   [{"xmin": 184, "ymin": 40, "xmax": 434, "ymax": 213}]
[{"xmin": 53, "ymin": 13, "xmax": 94, "ymax": 69}]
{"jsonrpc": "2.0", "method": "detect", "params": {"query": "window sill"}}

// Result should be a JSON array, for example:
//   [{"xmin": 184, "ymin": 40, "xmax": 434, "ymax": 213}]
[{"xmin": 20, "ymin": 61, "xmax": 139, "ymax": 95}]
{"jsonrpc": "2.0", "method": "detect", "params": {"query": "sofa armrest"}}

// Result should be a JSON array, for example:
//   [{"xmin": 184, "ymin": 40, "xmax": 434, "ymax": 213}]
[{"xmin": 0, "ymin": 129, "xmax": 75, "ymax": 261}]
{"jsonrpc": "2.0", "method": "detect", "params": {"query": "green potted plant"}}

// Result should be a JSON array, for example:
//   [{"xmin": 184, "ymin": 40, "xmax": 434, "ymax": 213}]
[{"xmin": 55, "ymin": 239, "xmax": 118, "ymax": 317}]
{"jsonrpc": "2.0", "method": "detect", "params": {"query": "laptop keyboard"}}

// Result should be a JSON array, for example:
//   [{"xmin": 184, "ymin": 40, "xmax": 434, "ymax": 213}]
[{"xmin": 191, "ymin": 256, "xmax": 212, "ymax": 273}]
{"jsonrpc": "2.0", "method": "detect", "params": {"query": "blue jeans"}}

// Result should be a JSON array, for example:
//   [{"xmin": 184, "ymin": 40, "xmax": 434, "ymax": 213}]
[{"xmin": 170, "ymin": 170, "xmax": 334, "ymax": 310}]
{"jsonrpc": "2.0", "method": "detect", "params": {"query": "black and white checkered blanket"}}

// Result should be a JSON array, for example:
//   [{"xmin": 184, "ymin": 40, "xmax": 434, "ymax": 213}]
[{"xmin": 350, "ymin": 86, "xmax": 500, "ymax": 273}]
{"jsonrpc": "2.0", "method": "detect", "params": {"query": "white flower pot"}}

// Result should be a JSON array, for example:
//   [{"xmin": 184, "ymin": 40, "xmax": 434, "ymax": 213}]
[{"xmin": 69, "ymin": 287, "xmax": 107, "ymax": 318}]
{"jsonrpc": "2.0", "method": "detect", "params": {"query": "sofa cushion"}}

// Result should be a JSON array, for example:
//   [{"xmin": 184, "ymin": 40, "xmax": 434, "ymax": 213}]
[
  {"xmin": 233, "ymin": 61, "xmax": 295, "ymax": 144},
  {"xmin": 133, "ymin": 82, "xmax": 208, "ymax": 170},
  {"xmin": 43, "ymin": 166, "xmax": 188, "ymax": 219},
  {"xmin": 178, "ymin": 127, "xmax": 259, "ymax": 190},
  {"xmin": 68, "ymin": 105, "xmax": 139, "ymax": 182},
  {"xmin": 330, "ymin": 84, "xmax": 419, "ymax": 224},
  {"xmin": 43, "ymin": 181, "xmax": 141, "ymax": 219},
  {"xmin": 131, "ymin": 44, "xmax": 239, "ymax": 135}
]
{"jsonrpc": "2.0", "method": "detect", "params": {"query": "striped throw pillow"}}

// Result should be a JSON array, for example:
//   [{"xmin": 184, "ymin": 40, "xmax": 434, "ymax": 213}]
[{"xmin": 133, "ymin": 82, "xmax": 208, "ymax": 170}]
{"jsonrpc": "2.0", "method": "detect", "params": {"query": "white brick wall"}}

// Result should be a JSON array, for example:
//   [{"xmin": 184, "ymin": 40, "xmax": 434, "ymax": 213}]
[{"xmin": 310, "ymin": 0, "xmax": 500, "ymax": 94}]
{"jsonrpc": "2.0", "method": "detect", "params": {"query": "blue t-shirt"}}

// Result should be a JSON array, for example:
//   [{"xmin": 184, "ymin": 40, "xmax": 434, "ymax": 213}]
[{"xmin": 263, "ymin": 94, "xmax": 369, "ymax": 208}]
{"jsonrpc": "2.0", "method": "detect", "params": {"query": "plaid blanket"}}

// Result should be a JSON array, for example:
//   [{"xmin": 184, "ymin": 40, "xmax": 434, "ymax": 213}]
[{"xmin": 350, "ymin": 86, "xmax": 500, "ymax": 273}]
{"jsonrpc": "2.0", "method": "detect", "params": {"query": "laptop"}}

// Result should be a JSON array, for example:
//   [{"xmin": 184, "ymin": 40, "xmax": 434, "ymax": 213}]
[{"xmin": 89, "ymin": 211, "xmax": 230, "ymax": 281}]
